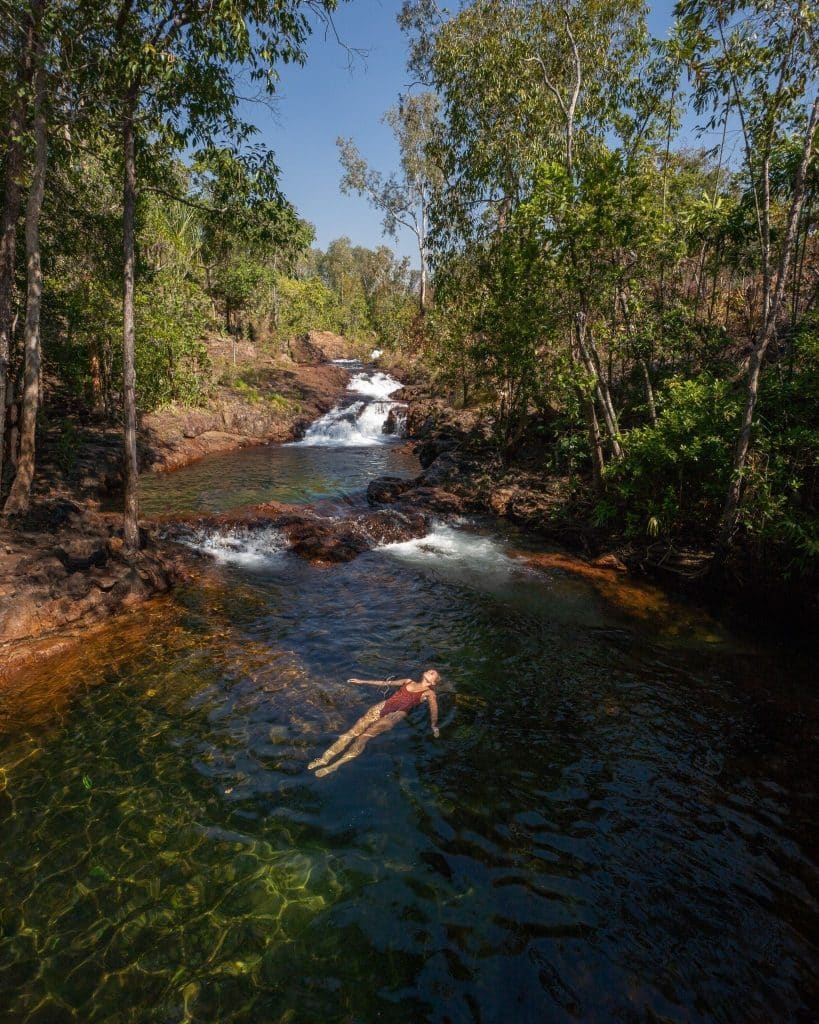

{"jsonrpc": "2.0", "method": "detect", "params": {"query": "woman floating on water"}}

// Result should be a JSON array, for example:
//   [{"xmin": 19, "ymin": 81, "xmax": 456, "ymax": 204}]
[{"xmin": 308, "ymin": 669, "xmax": 441, "ymax": 777}]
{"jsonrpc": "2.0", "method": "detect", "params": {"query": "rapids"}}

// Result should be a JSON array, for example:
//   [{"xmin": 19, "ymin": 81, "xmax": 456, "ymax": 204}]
[{"xmin": 1, "ymin": 365, "xmax": 817, "ymax": 1023}]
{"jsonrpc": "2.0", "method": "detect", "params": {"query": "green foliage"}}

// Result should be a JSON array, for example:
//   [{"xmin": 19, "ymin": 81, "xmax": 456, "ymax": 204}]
[
  {"xmin": 270, "ymin": 238, "xmax": 417, "ymax": 347},
  {"xmin": 602, "ymin": 352, "xmax": 818, "ymax": 575},
  {"xmin": 604, "ymin": 376, "xmax": 741, "ymax": 538},
  {"xmin": 398, "ymin": 0, "xmax": 817, "ymax": 578},
  {"xmin": 232, "ymin": 379, "xmax": 261, "ymax": 403},
  {"xmin": 275, "ymin": 276, "xmax": 344, "ymax": 337},
  {"xmin": 739, "ymin": 327, "xmax": 819, "ymax": 574},
  {"xmin": 135, "ymin": 277, "xmax": 211, "ymax": 409}
]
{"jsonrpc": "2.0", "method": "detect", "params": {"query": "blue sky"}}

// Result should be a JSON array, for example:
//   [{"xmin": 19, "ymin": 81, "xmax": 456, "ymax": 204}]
[{"xmin": 253, "ymin": 0, "xmax": 682, "ymax": 264}]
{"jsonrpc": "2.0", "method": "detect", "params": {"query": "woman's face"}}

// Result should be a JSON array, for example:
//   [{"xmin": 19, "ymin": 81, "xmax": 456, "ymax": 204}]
[{"xmin": 422, "ymin": 670, "xmax": 440, "ymax": 688}]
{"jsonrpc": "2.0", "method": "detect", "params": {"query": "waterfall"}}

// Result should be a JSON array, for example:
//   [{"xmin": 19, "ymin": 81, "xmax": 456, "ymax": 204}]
[{"xmin": 296, "ymin": 370, "xmax": 406, "ymax": 447}]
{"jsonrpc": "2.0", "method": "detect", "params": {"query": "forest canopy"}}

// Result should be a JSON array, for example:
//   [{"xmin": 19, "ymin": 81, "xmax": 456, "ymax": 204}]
[
  {"xmin": 387, "ymin": 0, "xmax": 818, "ymax": 576},
  {"xmin": 0, "ymin": 0, "xmax": 418, "ymax": 533}
]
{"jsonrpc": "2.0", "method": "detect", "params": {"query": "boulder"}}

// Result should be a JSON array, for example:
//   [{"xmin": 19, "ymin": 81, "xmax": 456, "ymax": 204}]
[
  {"xmin": 383, "ymin": 406, "xmax": 406, "ymax": 435},
  {"xmin": 287, "ymin": 333, "xmax": 326, "ymax": 365},
  {"xmin": 420, "ymin": 452, "xmax": 461, "ymax": 487},
  {"xmin": 367, "ymin": 476, "xmax": 416, "ymax": 506}
]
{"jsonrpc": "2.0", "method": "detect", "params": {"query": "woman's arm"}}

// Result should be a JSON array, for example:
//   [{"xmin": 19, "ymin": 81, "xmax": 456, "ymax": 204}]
[
  {"xmin": 347, "ymin": 677, "xmax": 406, "ymax": 687},
  {"xmin": 424, "ymin": 691, "xmax": 440, "ymax": 737}
]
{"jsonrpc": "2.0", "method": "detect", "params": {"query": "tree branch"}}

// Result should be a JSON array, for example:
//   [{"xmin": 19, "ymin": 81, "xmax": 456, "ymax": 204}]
[{"xmin": 141, "ymin": 184, "xmax": 226, "ymax": 214}]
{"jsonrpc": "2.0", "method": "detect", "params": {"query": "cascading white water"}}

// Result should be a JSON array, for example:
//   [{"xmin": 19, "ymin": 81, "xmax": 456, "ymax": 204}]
[
  {"xmin": 380, "ymin": 522, "xmax": 517, "ymax": 571},
  {"xmin": 296, "ymin": 370, "xmax": 406, "ymax": 447},
  {"xmin": 347, "ymin": 371, "xmax": 402, "ymax": 399},
  {"xmin": 378, "ymin": 522, "xmax": 543, "ymax": 602},
  {"xmin": 173, "ymin": 525, "xmax": 287, "ymax": 566}
]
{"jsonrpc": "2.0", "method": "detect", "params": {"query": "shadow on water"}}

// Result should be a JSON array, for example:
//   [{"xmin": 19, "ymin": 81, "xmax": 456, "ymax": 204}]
[{"xmin": 2, "ymin": 437, "xmax": 818, "ymax": 1022}]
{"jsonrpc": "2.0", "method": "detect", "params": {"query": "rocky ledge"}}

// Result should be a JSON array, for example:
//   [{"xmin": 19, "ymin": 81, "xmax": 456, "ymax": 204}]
[
  {"xmin": 141, "ymin": 356, "xmax": 351, "ymax": 474},
  {"xmin": 161, "ymin": 498, "xmax": 433, "ymax": 565},
  {"xmin": 0, "ymin": 499, "xmax": 184, "ymax": 684}
]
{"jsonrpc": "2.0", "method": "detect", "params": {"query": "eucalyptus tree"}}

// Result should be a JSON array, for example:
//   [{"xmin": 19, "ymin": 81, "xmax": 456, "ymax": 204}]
[
  {"xmin": 2, "ymin": 0, "xmax": 48, "ymax": 513},
  {"xmin": 96, "ymin": 0, "xmax": 339, "ymax": 549},
  {"xmin": 0, "ymin": 0, "xmax": 38, "ymax": 498},
  {"xmin": 675, "ymin": 0, "xmax": 819, "ymax": 551},
  {"xmin": 337, "ymin": 91, "xmax": 443, "ymax": 311},
  {"xmin": 2, "ymin": 0, "xmax": 96, "ymax": 511},
  {"xmin": 400, "ymin": 0, "xmax": 652, "ymax": 479}
]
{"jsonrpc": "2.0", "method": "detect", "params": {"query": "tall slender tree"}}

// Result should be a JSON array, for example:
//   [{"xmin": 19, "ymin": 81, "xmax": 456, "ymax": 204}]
[
  {"xmin": 676, "ymin": 0, "xmax": 819, "ymax": 551},
  {"xmin": 99, "ymin": 0, "xmax": 338, "ymax": 549},
  {"xmin": 338, "ymin": 92, "xmax": 442, "ymax": 311},
  {"xmin": 3, "ymin": 0, "xmax": 48, "ymax": 513},
  {"xmin": 0, "ymin": 1, "xmax": 38, "ymax": 498}
]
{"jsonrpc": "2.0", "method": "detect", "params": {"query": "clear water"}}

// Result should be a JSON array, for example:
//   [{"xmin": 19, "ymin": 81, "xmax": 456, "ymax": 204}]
[
  {"xmin": 137, "ymin": 442, "xmax": 420, "ymax": 516},
  {"xmin": 2, "ymin": 443, "xmax": 818, "ymax": 1022}
]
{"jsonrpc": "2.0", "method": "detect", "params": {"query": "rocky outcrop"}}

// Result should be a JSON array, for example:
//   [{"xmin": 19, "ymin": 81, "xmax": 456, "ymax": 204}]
[
  {"xmin": 163, "ymin": 500, "xmax": 431, "ymax": 566},
  {"xmin": 366, "ymin": 476, "xmax": 415, "ymax": 505},
  {"xmin": 306, "ymin": 330, "xmax": 358, "ymax": 361},
  {"xmin": 0, "ymin": 500, "xmax": 181, "ymax": 684},
  {"xmin": 141, "ymin": 361, "xmax": 350, "ymax": 474}
]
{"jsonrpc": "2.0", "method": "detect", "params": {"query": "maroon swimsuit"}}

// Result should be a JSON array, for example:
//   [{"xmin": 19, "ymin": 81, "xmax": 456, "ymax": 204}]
[{"xmin": 379, "ymin": 682, "xmax": 424, "ymax": 718}]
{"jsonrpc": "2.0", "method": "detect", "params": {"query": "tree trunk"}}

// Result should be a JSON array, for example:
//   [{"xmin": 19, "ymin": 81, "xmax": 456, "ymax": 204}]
[
  {"xmin": 90, "ymin": 350, "xmax": 104, "ymax": 412},
  {"xmin": 618, "ymin": 289, "xmax": 657, "ymax": 426},
  {"xmin": 572, "ymin": 318, "xmax": 604, "ymax": 491},
  {"xmin": 122, "ymin": 98, "xmax": 140, "ymax": 550},
  {"xmin": 579, "ymin": 388, "xmax": 604, "ymax": 492},
  {"xmin": 4, "ymin": 55, "xmax": 48, "ymax": 514},
  {"xmin": 419, "ymin": 255, "xmax": 428, "ymax": 313},
  {"xmin": 639, "ymin": 358, "xmax": 658, "ymax": 426},
  {"xmin": 0, "ymin": 18, "xmax": 35, "ymax": 497},
  {"xmin": 575, "ymin": 313, "xmax": 622, "ymax": 460},
  {"xmin": 587, "ymin": 331, "xmax": 622, "ymax": 457},
  {"xmin": 418, "ymin": 201, "xmax": 428, "ymax": 312},
  {"xmin": 716, "ymin": 95, "xmax": 819, "ymax": 552}
]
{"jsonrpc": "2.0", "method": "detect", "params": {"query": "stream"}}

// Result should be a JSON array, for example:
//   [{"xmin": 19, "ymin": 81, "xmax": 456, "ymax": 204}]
[{"xmin": 1, "ymin": 365, "xmax": 817, "ymax": 1023}]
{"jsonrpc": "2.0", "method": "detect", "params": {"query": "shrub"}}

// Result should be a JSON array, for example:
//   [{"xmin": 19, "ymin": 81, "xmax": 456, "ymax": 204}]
[{"xmin": 604, "ymin": 374, "xmax": 741, "ymax": 539}]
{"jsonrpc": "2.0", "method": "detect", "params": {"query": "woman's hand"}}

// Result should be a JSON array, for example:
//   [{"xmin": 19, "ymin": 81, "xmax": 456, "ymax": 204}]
[{"xmin": 432, "ymin": 726, "xmax": 440, "ymax": 738}]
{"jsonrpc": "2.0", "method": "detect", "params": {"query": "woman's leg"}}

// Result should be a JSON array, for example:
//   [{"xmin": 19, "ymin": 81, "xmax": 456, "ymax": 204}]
[
  {"xmin": 308, "ymin": 703, "xmax": 384, "ymax": 770},
  {"xmin": 314, "ymin": 712, "xmax": 405, "ymax": 777}
]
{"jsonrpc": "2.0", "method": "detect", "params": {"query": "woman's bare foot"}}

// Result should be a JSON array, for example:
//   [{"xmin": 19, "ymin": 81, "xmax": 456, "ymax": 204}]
[
  {"xmin": 307, "ymin": 757, "xmax": 326, "ymax": 770},
  {"xmin": 314, "ymin": 765, "xmax": 333, "ymax": 778}
]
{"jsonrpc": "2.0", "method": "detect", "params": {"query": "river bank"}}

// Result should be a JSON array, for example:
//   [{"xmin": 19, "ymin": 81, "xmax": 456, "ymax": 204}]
[
  {"xmin": 0, "ymin": 499, "xmax": 181, "ymax": 683},
  {"xmin": 388, "ymin": 381, "xmax": 819, "ymax": 640},
  {"xmin": 0, "ymin": 333, "xmax": 357, "ymax": 681}
]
